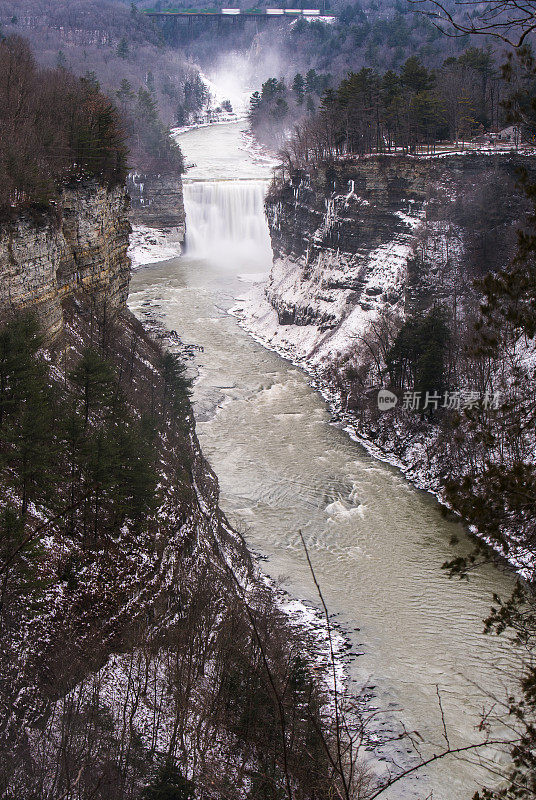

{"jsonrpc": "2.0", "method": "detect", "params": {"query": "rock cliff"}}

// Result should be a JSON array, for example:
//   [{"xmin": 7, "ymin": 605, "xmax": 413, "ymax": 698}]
[
  {"xmin": 234, "ymin": 152, "xmax": 536, "ymax": 570},
  {"xmin": 258, "ymin": 154, "xmax": 532, "ymax": 365},
  {"xmin": 127, "ymin": 172, "xmax": 186, "ymax": 244},
  {"xmin": 0, "ymin": 181, "xmax": 131, "ymax": 338},
  {"xmin": 0, "ymin": 178, "xmax": 329, "ymax": 800}
]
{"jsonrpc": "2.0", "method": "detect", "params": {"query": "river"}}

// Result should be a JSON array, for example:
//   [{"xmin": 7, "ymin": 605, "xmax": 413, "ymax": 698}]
[{"xmin": 129, "ymin": 121, "xmax": 519, "ymax": 799}]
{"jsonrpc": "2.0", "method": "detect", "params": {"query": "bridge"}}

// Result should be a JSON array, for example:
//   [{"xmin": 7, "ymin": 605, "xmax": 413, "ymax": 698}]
[{"xmin": 142, "ymin": 7, "xmax": 336, "ymax": 21}]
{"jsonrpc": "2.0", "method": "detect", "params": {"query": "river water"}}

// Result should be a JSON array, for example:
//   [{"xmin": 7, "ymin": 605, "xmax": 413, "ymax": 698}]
[{"xmin": 129, "ymin": 122, "xmax": 519, "ymax": 799}]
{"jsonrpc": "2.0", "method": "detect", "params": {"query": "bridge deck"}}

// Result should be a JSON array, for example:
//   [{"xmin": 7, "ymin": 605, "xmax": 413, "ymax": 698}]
[{"xmin": 143, "ymin": 8, "xmax": 336, "ymax": 19}]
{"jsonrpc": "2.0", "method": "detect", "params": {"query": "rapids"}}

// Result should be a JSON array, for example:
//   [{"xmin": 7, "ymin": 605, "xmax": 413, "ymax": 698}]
[{"xmin": 129, "ymin": 122, "xmax": 519, "ymax": 800}]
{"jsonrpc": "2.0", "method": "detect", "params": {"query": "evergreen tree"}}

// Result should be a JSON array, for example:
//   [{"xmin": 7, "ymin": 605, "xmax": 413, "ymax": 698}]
[
  {"xmin": 0, "ymin": 505, "xmax": 45, "ymax": 617},
  {"xmin": 70, "ymin": 348, "xmax": 118, "ymax": 426},
  {"xmin": 117, "ymin": 78, "xmax": 135, "ymax": 107},
  {"xmin": 56, "ymin": 49, "xmax": 66, "ymax": 70},
  {"xmin": 272, "ymin": 97, "xmax": 289, "ymax": 121},
  {"xmin": 386, "ymin": 306, "xmax": 450, "ymax": 402},
  {"xmin": 143, "ymin": 762, "xmax": 195, "ymax": 800},
  {"xmin": 146, "ymin": 70, "xmax": 156, "ymax": 94},
  {"xmin": 161, "ymin": 352, "xmax": 192, "ymax": 418},
  {"xmin": 116, "ymin": 37, "xmax": 129, "ymax": 59},
  {"xmin": 292, "ymin": 73, "xmax": 305, "ymax": 104},
  {"xmin": 248, "ymin": 91, "xmax": 262, "ymax": 127},
  {"xmin": 305, "ymin": 68, "xmax": 319, "ymax": 94},
  {"xmin": 400, "ymin": 56, "xmax": 435, "ymax": 93}
]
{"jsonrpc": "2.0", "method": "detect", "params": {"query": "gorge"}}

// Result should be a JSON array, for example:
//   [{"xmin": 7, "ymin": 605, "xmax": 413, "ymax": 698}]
[
  {"xmin": 3, "ymin": 3, "xmax": 536, "ymax": 797},
  {"xmin": 237, "ymin": 150, "xmax": 536, "ymax": 570},
  {"xmin": 129, "ymin": 121, "xmax": 527, "ymax": 800},
  {"xmin": 0, "ymin": 148, "xmax": 332, "ymax": 799}
]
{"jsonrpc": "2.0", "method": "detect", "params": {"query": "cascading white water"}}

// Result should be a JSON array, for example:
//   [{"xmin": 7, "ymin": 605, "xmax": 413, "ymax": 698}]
[{"xmin": 183, "ymin": 179, "xmax": 273, "ymax": 269}]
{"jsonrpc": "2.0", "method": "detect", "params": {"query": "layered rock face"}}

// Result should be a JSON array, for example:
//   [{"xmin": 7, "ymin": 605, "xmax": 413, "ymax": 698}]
[
  {"xmin": 127, "ymin": 172, "xmax": 186, "ymax": 244},
  {"xmin": 0, "ymin": 182, "xmax": 131, "ymax": 338},
  {"xmin": 261, "ymin": 153, "xmax": 531, "ymax": 365}
]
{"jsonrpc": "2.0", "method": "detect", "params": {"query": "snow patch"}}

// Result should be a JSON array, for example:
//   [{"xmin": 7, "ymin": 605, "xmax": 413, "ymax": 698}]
[{"xmin": 128, "ymin": 225, "xmax": 183, "ymax": 269}]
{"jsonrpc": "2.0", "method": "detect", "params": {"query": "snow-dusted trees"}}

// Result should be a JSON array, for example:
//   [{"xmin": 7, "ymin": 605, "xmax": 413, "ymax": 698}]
[{"xmin": 274, "ymin": 50, "xmax": 505, "ymax": 170}]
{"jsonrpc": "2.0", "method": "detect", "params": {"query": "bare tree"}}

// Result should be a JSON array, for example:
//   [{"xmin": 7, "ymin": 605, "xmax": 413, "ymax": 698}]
[{"xmin": 409, "ymin": 0, "xmax": 536, "ymax": 47}]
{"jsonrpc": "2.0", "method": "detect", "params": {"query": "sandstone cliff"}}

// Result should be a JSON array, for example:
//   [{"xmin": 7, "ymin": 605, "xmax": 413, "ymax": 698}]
[{"xmin": 0, "ymin": 181, "xmax": 131, "ymax": 338}]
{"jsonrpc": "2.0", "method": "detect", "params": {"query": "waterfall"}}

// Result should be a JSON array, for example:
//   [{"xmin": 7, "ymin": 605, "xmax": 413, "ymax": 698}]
[{"xmin": 183, "ymin": 179, "xmax": 273, "ymax": 269}]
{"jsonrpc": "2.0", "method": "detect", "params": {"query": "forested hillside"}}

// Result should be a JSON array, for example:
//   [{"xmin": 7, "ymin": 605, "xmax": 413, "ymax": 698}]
[
  {"xmin": 0, "ymin": 0, "xmax": 202, "ymax": 173},
  {"xmin": 2, "ymin": 0, "xmax": 497, "ymax": 162},
  {"xmin": 0, "ymin": 36, "xmax": 127, "ymax": 218},
  {"xmin": 278, "ymin": 3, "xmax": 469, "ymax": 75},
  {"xmin": 248, "ymin": 14, "xmax": 536, "ymax": 788},
  {"xmin": 148, "ymin": 0, "xmax": 476, "ymax": 75},
  {"xmin": 251, "ymin": 49, "xmax": 510, "ymax": 151}
]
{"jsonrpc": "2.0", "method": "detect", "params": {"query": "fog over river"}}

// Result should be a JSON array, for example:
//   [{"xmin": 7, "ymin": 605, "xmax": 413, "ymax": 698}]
[{"xmin": 129, "ymin": 121, "xmax": 520, "ymax": 800}]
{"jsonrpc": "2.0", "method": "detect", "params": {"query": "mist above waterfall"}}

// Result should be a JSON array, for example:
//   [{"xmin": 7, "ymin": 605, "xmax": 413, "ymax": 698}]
[
  {"xmin": 201, "ymin": 54, "xmax": 257, "ymax": 118},
  {"xmin": 200, "ymin": 48, "xmax": 287, "ymax": 118}
]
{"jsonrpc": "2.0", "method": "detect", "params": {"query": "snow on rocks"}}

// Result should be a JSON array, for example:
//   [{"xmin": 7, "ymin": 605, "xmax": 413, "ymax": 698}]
[{"xmin": 128, "ymin": 225, "xmax": 183, "ymax": 269}]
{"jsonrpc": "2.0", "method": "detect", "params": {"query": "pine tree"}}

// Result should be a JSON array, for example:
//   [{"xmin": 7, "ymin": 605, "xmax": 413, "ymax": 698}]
[
  {"xmin": 161, "ymin": 352, "xmax": 192, "ymax": 418},
  {"xmin": 292, "ymin": 73, "xmax": 305, "ymax": 104},
  {"xmin": 117, "ymin": 78, "xmax": 135, "ymax": 107},
  {"xmin": 386, "ymin": 306, "xmax": 450, "ymax": 401},
  {"xmin": 70, "ymin": 348, "xmax": 118, "ymax": 426},
  {"xmin": 305, "ymin": 68, "xmax": 319, "ymax": 94},
  {"xmin": 248, "ymin": 91, "xmax": 262, "ymax": 127},
  {"xmin": 116, "ymin": 37, "xmax": 129, "ymax": 59},
  {"xmin": 143, "ymin": 762, "xmax": 195, "ymax": 800}
]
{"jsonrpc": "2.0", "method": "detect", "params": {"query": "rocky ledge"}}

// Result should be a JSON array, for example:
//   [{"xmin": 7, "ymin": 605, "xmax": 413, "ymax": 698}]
[{"xmin": 127, "ymin": 172, "xmax": 186, "ymax": 246}]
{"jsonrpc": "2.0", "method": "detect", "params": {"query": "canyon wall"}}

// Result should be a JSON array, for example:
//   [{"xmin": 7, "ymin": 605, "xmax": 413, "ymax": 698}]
[
  {"xmin": 0, "ymin": 177, "xmax": 327, "ymax": 800},
  {"xmin": 127, "ymin": 172, "xmax": 186, "ymax": 244},
  {"xmin": 235, "ymin": 152, "xmax": 536, "ymax": 569},
  {"xmin": 256, "ymin": 153, "xmax": 532, "ymax": 365},
  {"xmin": 0, "ymin": 181, "xmax": 131, "ymax": 338}
]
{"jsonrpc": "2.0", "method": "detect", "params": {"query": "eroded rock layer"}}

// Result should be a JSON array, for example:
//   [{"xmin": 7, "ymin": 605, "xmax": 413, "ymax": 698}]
[{"xmin": 0, "ymin": 182, "xmax": 131, "ymax": 337}]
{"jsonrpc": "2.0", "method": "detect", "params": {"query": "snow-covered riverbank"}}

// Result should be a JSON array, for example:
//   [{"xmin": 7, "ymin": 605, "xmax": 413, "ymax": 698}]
[{"xmin": 231, "ymin": 277, "xmax": 536, "ymax": 580}]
